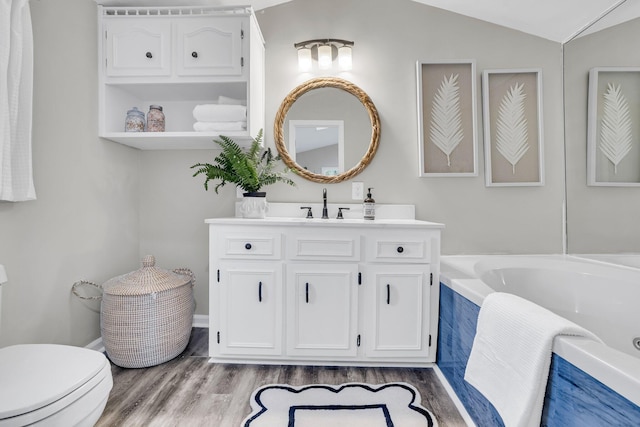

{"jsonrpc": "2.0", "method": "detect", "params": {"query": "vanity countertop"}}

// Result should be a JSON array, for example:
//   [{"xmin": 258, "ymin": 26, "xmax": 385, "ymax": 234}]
[
  {"xmin": 205, "ymin": 217, "xmax": 444, "ymax": 228},
  {"xmin": 216, "ymin": 202, "xmax": 445, "ymax": 228}
]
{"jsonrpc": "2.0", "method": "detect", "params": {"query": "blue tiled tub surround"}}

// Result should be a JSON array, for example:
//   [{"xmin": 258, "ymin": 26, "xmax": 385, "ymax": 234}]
[
  {"xmin": 543, "ymin": 354, "xmax": 640, "ymax": 426},
  {"xmin": 438, "ymin": 255, "xmax": 640, "ymax": 427},
  {"xmin": 437, "ymin": 284, "xmax": 503, "ymax": 426}
]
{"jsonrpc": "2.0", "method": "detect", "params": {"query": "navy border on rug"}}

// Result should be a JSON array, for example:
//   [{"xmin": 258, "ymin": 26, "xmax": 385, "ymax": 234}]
[{"xmin": 244, "ymin": 382, "xmax": 436, "ymax": 427}]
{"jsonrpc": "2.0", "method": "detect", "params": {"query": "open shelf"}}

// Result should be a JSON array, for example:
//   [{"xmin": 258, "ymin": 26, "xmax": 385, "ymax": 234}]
[{"xmin": 99, "ymin": 131, "xmax": 254, "ymax": 150}]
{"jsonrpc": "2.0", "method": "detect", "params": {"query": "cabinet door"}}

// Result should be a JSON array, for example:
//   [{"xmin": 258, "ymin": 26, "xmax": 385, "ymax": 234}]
[
  {"xmin": 176, "ymin": 17, "xmax": 243, "ymax": 76},
  {"xmin": 365, "ymin": 265, "xmax": 431, "ymax": 358},
  {"xmin": 105, "ymin": 19, "xmax": 171, "ymax": 77},
  {"xmin": 216, "ymin": 262, "xmax": 282, "ymax": 356},
  {"xmin": 287, "ymin": 264, "xmax": 358, "ymax": 358}
]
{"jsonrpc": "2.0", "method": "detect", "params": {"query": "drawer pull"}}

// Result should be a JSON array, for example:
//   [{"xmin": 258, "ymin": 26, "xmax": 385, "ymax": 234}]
[
  {"xmin": 386, "ymin": 284, "xmax": 391, "ymax": 305},
  {"xmin": 258, "ymin": 281, "xmax": 262, "ymax": 302},
  {"xmin": 191, "ymin": 51, "xmax": 198, "ymax": 58},
  {"xmin": 396, "ymin": 246, "xmax": 404, "ymax": 253},
  {"xmin": 145, "ymin": 51, "xmax": 153, "ymax": 59},
  {"xmin": 245, "ymin": 243, "xmax": 252, "ymax": 250},
  {"xmin": 305, "ymin": 282, "xmax": 309, "ymax": 303}
]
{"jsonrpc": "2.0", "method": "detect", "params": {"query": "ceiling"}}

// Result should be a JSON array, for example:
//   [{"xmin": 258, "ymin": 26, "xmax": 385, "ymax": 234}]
[
  {"xmin": 408, "ymin": 0, "xmax": 634, "ymax": 43},
  {"xmin": 98, "ymin": 0, "xmax": 637, "ymax": 43},
  {"xmin": 224, "ymin": 0, "xmax": 636, "ymax": 44}
]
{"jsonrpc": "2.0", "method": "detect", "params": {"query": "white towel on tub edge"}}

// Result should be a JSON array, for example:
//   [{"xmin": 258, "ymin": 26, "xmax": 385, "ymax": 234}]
[{"xmin": 464, "ymin": 292, "xmax": 602, "ymax": 427}]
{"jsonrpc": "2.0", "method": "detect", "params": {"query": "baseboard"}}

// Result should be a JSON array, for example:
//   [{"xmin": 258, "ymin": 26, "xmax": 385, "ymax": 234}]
[
  {"xmin": 85, "ymin": 315, "xmax": 209, "ymax": 352},
  {"xmin": 193, "ymin": 314, "xmax": 209, "ymax": 328},
  {"xmin": 433, "ymin": 365, "xmax": 477, "ymax": 427},
  {"xmin": 85, "ymin": 336, "xmax": 106, "ymax": 353}
]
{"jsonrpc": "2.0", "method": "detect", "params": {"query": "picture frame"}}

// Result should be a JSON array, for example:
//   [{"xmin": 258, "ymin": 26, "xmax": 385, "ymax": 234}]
[
  {"xmin": 482, "ymin": 69, "xmax": 544, "ymax": 187},
  {"xmin": 587, "ymin": 67, "xmax": 640, "ymax": 186},
  {"xmin": 416, "ymin": 60, "xmax": 478, "ymax": 177}
]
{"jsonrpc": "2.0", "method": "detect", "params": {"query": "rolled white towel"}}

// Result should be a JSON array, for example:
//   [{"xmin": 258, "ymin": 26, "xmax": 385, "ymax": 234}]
[
  {"xmin": 193, "ymin": 104, "xmax": 246, "ymax": 122},
  {"xmin": 193, "ymin": 121, "xmax": 247, "ymax": 132}
]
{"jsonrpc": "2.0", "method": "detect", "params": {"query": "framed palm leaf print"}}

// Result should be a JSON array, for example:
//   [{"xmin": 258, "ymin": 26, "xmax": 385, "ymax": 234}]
[
  {"xmin": 417, "ymin": 60, "xmax": 478, "ymax": 177},
  {"xmin": 588, "ymin": 67, "xmax": 640, "ymax": 186},
  {"xmin": 482, "ymin": 69, "xmax": 544, "ymax": 187}
]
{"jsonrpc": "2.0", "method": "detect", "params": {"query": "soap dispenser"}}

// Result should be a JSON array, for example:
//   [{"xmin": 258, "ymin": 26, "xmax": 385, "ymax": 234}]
[{"xmin": 364, "ymin": 188, "xmax": 375, "ymax": 220}]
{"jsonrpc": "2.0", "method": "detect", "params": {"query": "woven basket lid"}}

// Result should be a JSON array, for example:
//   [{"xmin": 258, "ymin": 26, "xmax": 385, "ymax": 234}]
[{"xmin": 102, "ymin": 255, "xmax": 191, "ymax": 296}]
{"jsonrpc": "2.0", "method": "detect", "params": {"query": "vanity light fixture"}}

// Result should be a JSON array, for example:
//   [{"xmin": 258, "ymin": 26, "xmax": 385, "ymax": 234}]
[
  {"xmin": 318, "ymin": 44, "xmax": 333, "ymax": 70},
  {"xmin": 297, "ymin": 46, "xmax": 312, "ymax": 72},
  {"xmin": 294, "ymin": 39, "xmax": 354, "ymax": 72},
  {"xmin": 338, "ymin": 45, "xmax": 352, "ymax": 71}
]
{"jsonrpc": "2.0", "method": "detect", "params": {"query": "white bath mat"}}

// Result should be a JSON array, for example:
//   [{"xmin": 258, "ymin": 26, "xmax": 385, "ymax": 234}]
[{"xmin": 242, "ymin": 382, "xmax": 438, "ymax": 427}]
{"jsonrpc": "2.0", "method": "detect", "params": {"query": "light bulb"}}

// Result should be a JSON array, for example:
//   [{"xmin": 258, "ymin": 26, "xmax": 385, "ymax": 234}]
[
  {"xmin": 297, "ymin": 47, "xmax": 312, "ymax": 72},
  {"xmin": 338, "ymin": 45, "xmax": 352, "ymax": 71},
  {"xmin": 318, "ymin": 44, "xmax": 332, "ymax": 70}
]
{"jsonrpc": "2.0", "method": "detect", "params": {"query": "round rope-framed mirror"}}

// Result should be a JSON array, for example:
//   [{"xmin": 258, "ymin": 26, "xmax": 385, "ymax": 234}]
[{"xmin": 274, "ymin": 77, "xmax": 381, "ymax": 183}]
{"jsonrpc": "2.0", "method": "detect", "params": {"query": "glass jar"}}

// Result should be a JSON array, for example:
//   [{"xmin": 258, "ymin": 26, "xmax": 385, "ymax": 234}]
[
  {"xmin": 147, "ymin": 105, "xmax": 165, "ymax": 132},
  {"xmin": 124, "ymin": 107, "xmax": 145, "ymax": 132}
]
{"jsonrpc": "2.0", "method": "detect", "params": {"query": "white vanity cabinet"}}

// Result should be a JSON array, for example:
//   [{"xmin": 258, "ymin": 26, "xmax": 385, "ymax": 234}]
[
  {"xmin": 365, "ymin": 265, "xmax": 431, "ymax": 358},
  {"xmin": 213, "ymin": 231, "xmax": 283, "ymax": 357},
  {"xmin": 217, "ymin": 262, "xmax": 282, "ymax": 356},
  {"xmin": 97, "ymin": 6, "xmax": 264, "ymax": 150},
  {"xmin": 207, "ymin": 217, "xmax": 443, "ymax": 367},
  {"xmin": 286, "ymin": 263, "xmax": 359, "ymax": 358},
  {"xmin": 364, "ymin": 230, "xmax": 434, "ymax": 358}
]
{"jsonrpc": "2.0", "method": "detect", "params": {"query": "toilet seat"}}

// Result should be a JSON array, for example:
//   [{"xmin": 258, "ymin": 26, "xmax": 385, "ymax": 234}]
[{"xmin": 0, "ymin": 344, "xmax": 113, "ymax": 426}]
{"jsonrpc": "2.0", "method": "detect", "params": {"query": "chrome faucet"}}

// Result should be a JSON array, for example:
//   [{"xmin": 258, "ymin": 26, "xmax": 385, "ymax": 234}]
[{"xmin": 322, "ymin": 188, "xmax": 329, "ymax": 219}]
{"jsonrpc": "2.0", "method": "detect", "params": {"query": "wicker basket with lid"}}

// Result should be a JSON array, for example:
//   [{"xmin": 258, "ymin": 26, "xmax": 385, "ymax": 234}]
[{"xmin": 101, "ymin": 255, "xmax": 194, "ymax": 368}]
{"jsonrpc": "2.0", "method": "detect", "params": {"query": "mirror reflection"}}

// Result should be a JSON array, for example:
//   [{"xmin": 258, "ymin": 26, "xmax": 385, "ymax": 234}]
[
  {"xmin": 274, "ymin": 77, "xmax": 380, "ymax": 184},
  {"xmin": 289, "ymin": 120, "xmax": 344, "ymax": 176},
  {"xmin": 564, "ymin": 2, "xmax": 640, "ymax": 255},
  {"xmin": 285, "ymin": 87, "xmax": 370, "ymax": 175}
]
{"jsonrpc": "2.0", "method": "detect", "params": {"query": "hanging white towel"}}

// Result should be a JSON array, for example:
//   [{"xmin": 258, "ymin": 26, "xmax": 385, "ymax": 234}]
[
  {"xmin": 464, "ymin": 292, "xmax": 602, "ymax": 427},
  {"xmin": 193, "ymin": 121, "xmax": 246, "ymax": 132},
  {"xmin": 0, "ymin": 0, "xmax": 36, "ymax": 201},
  {"xmin": 192, "ymin": 104, "xmax": 247, "ymax": 123}
]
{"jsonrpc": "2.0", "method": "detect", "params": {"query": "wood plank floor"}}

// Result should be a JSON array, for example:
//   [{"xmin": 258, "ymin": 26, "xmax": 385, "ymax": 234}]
[{"xmin": 96, "ymin": 328, "xmax": 467, "ymax": 426}]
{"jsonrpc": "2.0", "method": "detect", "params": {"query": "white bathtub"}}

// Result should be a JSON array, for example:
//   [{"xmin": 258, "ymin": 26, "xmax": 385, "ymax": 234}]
[
  {"xmin": 574, "ymin": 253, "xmax": 640, "ymax": 270},
  {"xmin": 440, "ymin": 254, "xmax": 640, "ymax": 408}
]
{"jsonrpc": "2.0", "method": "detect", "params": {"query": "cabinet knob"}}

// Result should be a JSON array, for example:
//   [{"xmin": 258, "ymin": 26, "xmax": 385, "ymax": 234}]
[
  {"xmin": 145, "ymin": 51, "xmax": 153, "ymax": 59},
  {"xmin": 245, "ymin": 243, "xmax": 252, "ymax": 250},
  {"xmin": 397, "ymin": 246, "xmax": 404, "ymax": 253},
  {"xmin": 191, "ymin": 51, "xmax": 198, "ymax": 58}
]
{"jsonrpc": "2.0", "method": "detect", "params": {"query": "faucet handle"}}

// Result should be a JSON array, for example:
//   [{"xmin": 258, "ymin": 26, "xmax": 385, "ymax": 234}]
[
  {"xmin": 300, "ymin": 206, "xmax": 313, "ymax": 218},
  {"xmin": 337, "ymin": 207, "xmax": 350, "ymax": 219}
]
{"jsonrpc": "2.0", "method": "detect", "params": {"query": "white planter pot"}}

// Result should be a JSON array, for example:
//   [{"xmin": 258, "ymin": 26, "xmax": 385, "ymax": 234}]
[{"xmin": 240, "ymin": 192, "xmax": 268, "ymax": 218}]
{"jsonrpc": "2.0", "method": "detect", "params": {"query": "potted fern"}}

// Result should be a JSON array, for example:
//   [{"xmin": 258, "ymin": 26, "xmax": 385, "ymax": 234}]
[{"xmin": 190, "ymin": 130, "xmax": 296, "ymax": 218}]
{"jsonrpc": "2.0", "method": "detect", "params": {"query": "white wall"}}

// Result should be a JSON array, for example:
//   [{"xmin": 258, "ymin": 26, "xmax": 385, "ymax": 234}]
[
  {"xmin": 0, "ymin": 0, "xmax": 140, "ymax": 347},
  {"xmin": 255, "ymin": 0, "xmax": 566, "ymax": 255},
  {"xmin": 0, "ymin": 0, "xmax": 566, "ymax": 347}
]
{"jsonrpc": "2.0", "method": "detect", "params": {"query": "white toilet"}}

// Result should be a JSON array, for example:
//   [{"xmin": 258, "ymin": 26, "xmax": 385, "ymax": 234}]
[{"xmin": 0, "ymin": 344, "xmax": 113, "ymax": 426}]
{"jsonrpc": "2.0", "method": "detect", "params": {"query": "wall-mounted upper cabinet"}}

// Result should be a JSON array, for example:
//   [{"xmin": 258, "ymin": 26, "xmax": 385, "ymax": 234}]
[
  {"xmin": 175, "ymin": 17, "xmax": 243, "ymax": 77},
  {"xmin": 105, "ymin": 19, "xmax": 172, "ymax": 77},
  {"xmin": 97, "ymin": 5, "xmax": 265, "ymax": 150}
]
